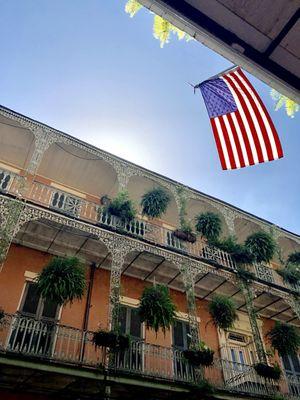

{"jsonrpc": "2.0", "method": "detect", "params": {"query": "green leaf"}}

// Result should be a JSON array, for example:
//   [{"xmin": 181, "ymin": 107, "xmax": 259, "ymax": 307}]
[{"xmin": 125, "ymin": 0, "xmax": 142, "ymax": 17}]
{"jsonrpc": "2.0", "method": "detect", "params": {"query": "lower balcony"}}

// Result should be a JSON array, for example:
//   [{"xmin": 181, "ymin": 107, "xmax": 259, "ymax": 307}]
[{"xmin": 0, "ymin": 313, "xmax": 299, "ymax": 399}]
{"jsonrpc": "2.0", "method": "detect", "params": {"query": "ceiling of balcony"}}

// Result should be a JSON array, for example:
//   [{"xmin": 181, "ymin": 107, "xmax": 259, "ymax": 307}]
[
  {"xmin": 0, "ymin": 114, "xmax": 35, "ymax": 170},
  {"xmin": 139, "ymin": 0, "xmax": 300, "ymax": 102},
  {"xmin": 13, "ymin": 219, "xmax": 299, "ymax": 327}
]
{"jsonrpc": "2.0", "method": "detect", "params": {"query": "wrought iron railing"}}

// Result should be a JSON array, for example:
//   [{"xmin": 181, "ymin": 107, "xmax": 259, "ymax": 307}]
[
  {"xmin": 0, "ymin": 313, "xmax": 194, "ymax": 384},
  {"xmin": 0, "ymin": 313, "xmax": 296, "ymax": 397}
]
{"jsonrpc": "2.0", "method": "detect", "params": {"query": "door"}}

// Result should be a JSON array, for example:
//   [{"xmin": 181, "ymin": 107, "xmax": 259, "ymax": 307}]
[
  {"xmin": 117, "ymin": 306, "xmax": 143, "ymax": 371},
  {"xmin": 172, "ymin": 320, "xmax": 193, "ymax": 380},
  {"xmin": 8, "ymin": 282, "xmax": 59, "ymax": 356},
  {"xmin": 281, "ymin": 353, "xmax": 300, "ymax": 397}
]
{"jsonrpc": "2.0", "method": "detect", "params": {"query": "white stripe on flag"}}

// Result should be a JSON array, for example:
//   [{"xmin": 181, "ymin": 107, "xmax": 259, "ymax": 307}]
[
  {"xmin": 215, "ymin": 117, "xmax": 231, "ymax": 170},
  {"xmin": 230, "ymin": 112, "xmax": 250, "ymax": 167},
  {"xmin": 234, "ymin": 70, "xmax": 279, "ymax": 160},
  {"xmin": 221, "ymin": 76, "xmax": 259, "ymax": 164},
  {"xmin": 228, "ymin": 73, "xmax": 269, "ymax": 162},
  {"xmin": 223, "ymin": 114, "xmax": 241, "ymax": 169}
]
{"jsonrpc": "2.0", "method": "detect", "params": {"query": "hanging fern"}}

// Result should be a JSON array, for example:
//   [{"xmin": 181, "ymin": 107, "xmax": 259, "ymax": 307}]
[
  {"xmin": 244, "ymin": 232, "xmax": 276, "ymax": 263},
  {"xmin": 267, "ymin": 322, "xmax": 300, "ymax": 356},
  {"xmin": 211, "ymin": 236, "xmax": 254, "ymax": 265},
  {"xmin": 138, "ymin": 284, "xmax": 176, "ymax": 335},
  {"xmin": 209, "ymin": 295, "xmax": 237, "ymax": 330},
  {"xmin": 287, "ymin": 252, "xmax": 300, "ymax": 265},
  {"xmin": 36, "ymin": 257, "xmax": 86, "ymax": 304},
  {"xmin": 277, "ymin": 264, "xmax": 300, "ymax": 286},
  {"xmin": 195, "ymin": 212, "xmax": 222, "ymax": 241},
  {"xmin": 141, "ymin": 187, "xmax": 170, "ymax": 219}
]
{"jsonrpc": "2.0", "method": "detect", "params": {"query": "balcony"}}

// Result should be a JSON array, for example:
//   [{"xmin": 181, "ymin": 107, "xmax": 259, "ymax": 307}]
[
  {"xmin": 0, "ymin": 313, "xmax": 299, "ymax": 398},
  {"xmin": 2, "ymin": 170, "xmax": 298, "ymax": 296}
]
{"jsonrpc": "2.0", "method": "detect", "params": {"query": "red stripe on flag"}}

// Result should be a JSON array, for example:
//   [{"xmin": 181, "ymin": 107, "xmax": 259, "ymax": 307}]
[
  {"xmin": 230, "ymin": 71, "xmax": 274, "ymax": 161},
  {"xmin": 219, "ymin": 116, "xmax": 236, "ymax": 169},
  {"xmin": 227, "ymin": 113, "xmax": 246, "ymax": 168},
  {"xmin": 234, "ymin": 110, "xmax": 255, "ymax": 166},
  {"xmin": 211, "ymin": 118, "xmax": 227, "ymax": 170},
  {"xmin": 223, "ymin": 74, "xmax": 264, "ymax": 164},
  {"xmin": 237, "ymin": 68, "xmax": 283, "ymax": 159}
]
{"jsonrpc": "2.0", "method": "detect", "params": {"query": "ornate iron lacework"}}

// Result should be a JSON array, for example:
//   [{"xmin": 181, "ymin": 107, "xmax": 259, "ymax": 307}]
[
  {"xmin": 255, "ymin": 263, "xmax": 275, "ymax": 283},
  {"xmin": 51, "ymin": 191, "xmax": 82, "ymax": 218}
]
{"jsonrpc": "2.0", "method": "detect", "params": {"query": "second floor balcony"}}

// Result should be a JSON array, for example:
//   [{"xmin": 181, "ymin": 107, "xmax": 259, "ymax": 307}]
[{"xmin": 1, "ymin": 168, "xmax": 299, "ymax": 297}]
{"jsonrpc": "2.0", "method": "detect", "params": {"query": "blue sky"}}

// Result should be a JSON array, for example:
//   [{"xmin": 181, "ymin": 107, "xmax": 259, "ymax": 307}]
[{"xmin": 0, "ymin": 0, "xmax": 299, "ymax": 234}]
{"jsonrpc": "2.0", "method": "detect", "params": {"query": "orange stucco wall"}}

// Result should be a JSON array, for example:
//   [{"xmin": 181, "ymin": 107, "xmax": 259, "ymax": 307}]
[{"xmin": 0, "ymin": 244, "xmax": 222, "ymax": 355}]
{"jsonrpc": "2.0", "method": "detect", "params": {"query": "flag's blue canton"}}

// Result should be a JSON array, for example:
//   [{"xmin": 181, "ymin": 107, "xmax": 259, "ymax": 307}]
[{"xmin": 200, "ymin": 78, "xmax": 237, "ymax": 118}]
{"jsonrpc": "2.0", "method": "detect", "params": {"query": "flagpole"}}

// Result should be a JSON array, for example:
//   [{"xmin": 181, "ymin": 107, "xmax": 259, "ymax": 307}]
[{"xmin": 189, "ymin": 64, "xmax": 238, "ymax": 92}]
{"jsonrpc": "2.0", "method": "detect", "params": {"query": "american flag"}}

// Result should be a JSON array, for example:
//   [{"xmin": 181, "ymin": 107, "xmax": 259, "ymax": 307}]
[{"xmin": 199, "ymin": 67, "xmax": 283, "ymax": 170}]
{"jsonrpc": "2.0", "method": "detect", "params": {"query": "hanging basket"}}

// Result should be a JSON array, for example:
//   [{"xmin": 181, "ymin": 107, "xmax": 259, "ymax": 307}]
[
  {"xmin": 92, "ymin": 330, "xmax": 130, "ymax": 351},
  {"xmin": 173, "ymin": 229, "xmax": 197, "ymax": 243},
  {"xmin": 254, "ymin": 363, "xmax": 281, "ymax": 381},
  {"xmin": 183, "ymin": 347, "xmax": 214, "ymax": 367},
  {"xmin": 93, "ymin": 330, "xmax": 118, "ymax": 349}
]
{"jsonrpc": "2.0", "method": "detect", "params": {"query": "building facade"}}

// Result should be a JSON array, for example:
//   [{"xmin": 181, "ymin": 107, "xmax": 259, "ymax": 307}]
[{"xmin": 0, "ymin": 105, "xmax": 299, "ymax": 400}]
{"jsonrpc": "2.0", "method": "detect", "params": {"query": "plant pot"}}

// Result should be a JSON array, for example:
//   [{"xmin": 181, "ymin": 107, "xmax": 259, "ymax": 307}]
[
  {"xmin": 254, "ymin": 363, "xmax": 281, "ymax": 381},
  {"xmin": 183, "ymin": 348, "xmax": 214, "ymax": 367},
  {"xmin": 173, "ymin": 230, "xmax": 196, "ymax": 243},
  {"xmin": 92, "ymin": 330, "xmax": 118, "ymax": 349}
]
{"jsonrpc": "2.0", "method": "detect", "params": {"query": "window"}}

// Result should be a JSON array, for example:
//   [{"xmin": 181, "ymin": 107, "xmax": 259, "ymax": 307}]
[
  {"xmin": 172, "ymin": 320, "xmax": 190, "ymax": 350},
  {"xmin": 119, "ymin": 306, "xmax": 142, "ymax": 339},
  {"xmin": 282, "ymin": 353, "xmax": 300, "ymax": 397},
  {"xmin": 9, "ymin": 282, "xmax": 59, "ymax": 356},
  {"xmin": 20, "ymin": 282, "xmax": 59, "ymax": 320}
]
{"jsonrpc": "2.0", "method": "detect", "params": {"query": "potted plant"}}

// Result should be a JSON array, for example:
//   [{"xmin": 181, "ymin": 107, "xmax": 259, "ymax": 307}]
[
  {"xmin": 244, "ymin": 232, "xmax": 276, "ymax": 263},
  {"xmin": 138, "ymin": 284, "xmax": 176, "ymax": 335},
  {"xmin": 104, "ymin": 190, "xmax": 136, "ymax": 223},
  {"xmin": 141, "ymin": 187, "xmax": 170, "ymax": 219},
  {"xmin": 267, "ymin": 322, "xmax": 300, "ymax": 356},
  {"xmin": 36, "ymin": 257, "xmax": 86, "ymax": 304},
  {"xmin": 254, "ymin": 362, "xmax": 281, "ymax": 381},
  {"xmin": 195, "ymin": 212, "xmax": 222, "ymax": 242},
  {"xmin": 172, "ymin": 187, "xmax": 196, "ymax": 243},
  {"xmin": 209, "ymin": 295, "xmax": 237, "ymax": 330},
  {"xmin": 183, "ymin": 341, "xmax": 214, "ymax": 367}
]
